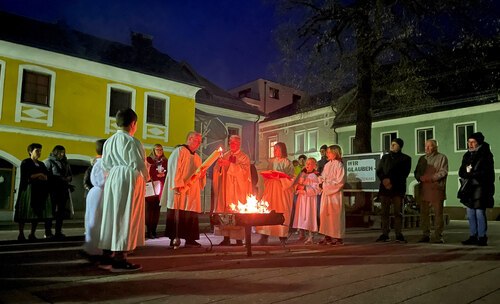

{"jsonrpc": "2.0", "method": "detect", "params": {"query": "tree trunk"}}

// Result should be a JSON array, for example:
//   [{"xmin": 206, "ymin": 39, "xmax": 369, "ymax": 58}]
[{"xmin": 353, "ymin": 15, "xmax": 373, "ymax": 154}]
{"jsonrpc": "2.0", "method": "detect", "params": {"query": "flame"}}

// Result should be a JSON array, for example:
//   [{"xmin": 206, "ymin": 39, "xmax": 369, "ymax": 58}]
[{"xmin": 229, "ymin": 195, "xmax": 270, "ymax": 213}]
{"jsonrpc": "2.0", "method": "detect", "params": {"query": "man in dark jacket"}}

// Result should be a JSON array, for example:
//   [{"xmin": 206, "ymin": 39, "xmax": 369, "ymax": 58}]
[
  {"xmin": 458, "ymin": 132, "xmax": 495, "ymax": 246},
  {"xmin": 376, "ymin": 138, "xmax": 412, "ymax": 243}
]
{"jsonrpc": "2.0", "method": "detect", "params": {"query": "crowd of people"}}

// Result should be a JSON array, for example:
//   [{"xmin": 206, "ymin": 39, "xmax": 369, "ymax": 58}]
[{"xmin": 13, "ymin": 107, "xmax": 496, "ymax": 272}]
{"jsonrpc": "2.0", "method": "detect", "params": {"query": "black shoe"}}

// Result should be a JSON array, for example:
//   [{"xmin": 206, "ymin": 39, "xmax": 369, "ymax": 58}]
[
  {"xmin": 279, "ymin": 237, "xmax": 287, "ymax": 245},
  {"xmin": 477, "ymin": 236, "xmax": 488, "ymax": 246},
  {"xmin": 44, "ymin": 232, "xmax": 54, "ymax": 239},
  {"xmin": 461, "ymin": 236, "xmax": 478, "ymax": 245},
  {"xmin": 235, "ymin": 240, "xmax": 244, "ymax": 246},
  {"xmin": 331, "ymin": 238, "xmax": 344, "ymax": 246},
  {"xmin": 110, "ymin": 260, "xmax": 142, "ymax": 273},
  {"xmin": 257, "ymin": 236, "xmax": 269, "ymax": 245},
  {"xmin": 98, "ymin": 256, "xmax": 114, "ymax": 270},
  {"xmin": 54, "ymin": 233, "xmax": 66, "ymax": 240},
  {"xmin": 395, "ymin": 234, "xmax": 407, "ymax": 243},
  {"xmin": 17, "ymin": 234, "xmax": 26, "ymax": 242},
  {"xmin": 184, "ymin": 241, "xmax": 202, "ymax": 248},
  {"xmin": 418, "ymin": 236, "xmax": 430, "ymax": 243},
  {"xmin": 28, "ymin": 234, "xmax": 38, "ymax": 241},
  {"xmin": 218, "ymin": 238, "xmax": 231, "ymax": 246},
  {"xmin": 376, "ymin": 234, "xmax": 390, "ymax": 242}
]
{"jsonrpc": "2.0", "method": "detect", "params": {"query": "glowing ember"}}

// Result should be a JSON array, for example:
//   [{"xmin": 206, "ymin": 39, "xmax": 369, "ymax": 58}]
[{"xmin": 229, "ymin": 195, "xmax": 270, "ymax": 213}]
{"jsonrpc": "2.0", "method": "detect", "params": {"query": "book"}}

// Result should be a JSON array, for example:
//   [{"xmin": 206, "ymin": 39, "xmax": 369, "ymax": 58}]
[{"xmin": 260, "ymin": 170, "xmax": 292, "ymax": 180}]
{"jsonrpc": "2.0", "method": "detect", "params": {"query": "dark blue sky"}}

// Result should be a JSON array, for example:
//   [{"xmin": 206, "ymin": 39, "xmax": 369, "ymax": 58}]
[{"xmin": 0, "ymin": 0, "xmax": 279, "ymax": 90}]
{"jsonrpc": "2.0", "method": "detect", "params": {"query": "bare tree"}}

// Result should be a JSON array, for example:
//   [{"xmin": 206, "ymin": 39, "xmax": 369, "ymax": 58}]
[{"xmin": 273, "ymin": 0, "xmax": 499, "ymax": 153}]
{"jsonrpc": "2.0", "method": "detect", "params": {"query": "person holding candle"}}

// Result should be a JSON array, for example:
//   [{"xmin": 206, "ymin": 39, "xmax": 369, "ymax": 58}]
[
  {"xmin": 161, "ymin": 131, "xmax": 207, "ymax": 248},
  {"xmin": 213, "ymin": 135, "xmax": 252, "ymax": 246}
]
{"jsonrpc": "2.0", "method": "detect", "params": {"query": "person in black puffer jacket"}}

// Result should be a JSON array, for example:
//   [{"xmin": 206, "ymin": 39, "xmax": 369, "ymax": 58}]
[{"xmin": 458, "ymin": 132, "xmax": 495, "ymax": 246}]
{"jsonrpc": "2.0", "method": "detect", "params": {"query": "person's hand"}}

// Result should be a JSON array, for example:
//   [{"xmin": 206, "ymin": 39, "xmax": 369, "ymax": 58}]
[
  {"xmin": 199, "ymin": 167, "xmax": 207, "ymax": 179},
  {"xmin": 466, "ymin": 165, "xmax": 472, "ymax": 173},
  {"xmin": 157, "ymin": 172, "xmax": 165, "ymax": 178},
  {"xmin": 174, "ymin": 187, "xmax": 184, "ymax": 195},
  {"xmin": 217, "ymin": 158, "xmax": 230, "ymax": 167},
  {"xmin": 382, "ymin": 178, "xmax": 392, "ymax": 190}
]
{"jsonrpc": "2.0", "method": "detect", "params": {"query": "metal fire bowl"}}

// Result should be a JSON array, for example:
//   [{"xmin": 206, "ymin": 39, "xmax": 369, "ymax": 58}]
[{"xmin": 234, "ymin": 210, "xmax": 285, "ymax": 226}]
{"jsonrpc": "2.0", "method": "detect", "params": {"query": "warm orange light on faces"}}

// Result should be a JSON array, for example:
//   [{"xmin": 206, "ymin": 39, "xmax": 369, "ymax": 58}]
[
  {"xmin": 273, "ymin": 145, "xmax": 282, "ymax": 158},
  {"xmin": 305, "ymin": 159, "xmax": 316, "ymax": 172}
]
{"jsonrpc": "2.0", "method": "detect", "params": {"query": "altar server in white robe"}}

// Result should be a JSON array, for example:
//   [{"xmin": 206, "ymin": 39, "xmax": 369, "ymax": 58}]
[
  {"xmin": 161, "ymin": 131, "xmax": 206, "ymax": 248},
  {"xmin": 82, "ymin": 139, "xmax": 106, "ymax": 257},
  {"xmin": 319, "ymin": 145, "xmax": 345, "ymax": 246},
  {"xmin": 99, "ymin": 108, "xmax": 148, "ymax": 272},
  {"xmin": 213, "ymin": 135, "xmax": 252, "ymax": 246}
]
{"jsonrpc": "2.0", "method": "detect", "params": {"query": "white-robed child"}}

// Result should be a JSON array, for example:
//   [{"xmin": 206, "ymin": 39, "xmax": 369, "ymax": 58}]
[
  {"xmin": 82, "ymin": 139, "xmax": 106, "ymax": 261},
  {"xmin": 319, "ymin": 145, "xmax": 346, "ymax": 245},
  {"xmin": 292, "ymin": 158, "xmax": 321, "ymax": 244}
]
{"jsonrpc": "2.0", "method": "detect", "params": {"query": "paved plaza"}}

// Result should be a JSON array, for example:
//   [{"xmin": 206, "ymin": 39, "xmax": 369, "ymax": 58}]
[{"xmin": 0, "ymin": 220, "xmax": 499, "ymax": 304}]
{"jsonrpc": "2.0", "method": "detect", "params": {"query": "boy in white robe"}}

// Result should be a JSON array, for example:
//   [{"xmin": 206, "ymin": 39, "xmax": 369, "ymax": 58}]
[{"xmin": 99, "ymin": 108, "xmax": 148, "ymax": 272}]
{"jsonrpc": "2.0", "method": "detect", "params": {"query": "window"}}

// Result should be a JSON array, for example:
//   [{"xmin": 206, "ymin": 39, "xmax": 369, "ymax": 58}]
[
  {"xmin": 455, "ymin": 122, "xmax": 475, "ymax": 151},
  {"xmin": 381, "ymin": 131, "xmax": 398, "ymax": 152},
  {"xmin": 226, "ymin": 123, "xmax": 242, "ymax": 143},
  {"xmin": 109, "ymin": 88, "xmax": 132, "ymax": 117},
  {"xmin": 146, "ymin": 96, "xmax": 165, "ymax": 125},
  {"xmin": 143, "ymin": 92, "xmax": 169, "ymax": 141},
  {"xmin": 293, "ymin": 94, "xmax": 301, "ymax": 104},
  {"xmin": 268, "ymin": 136, "xmax": 277, "ymax": 158},
  {"xmin": 269, "ymin": 87, "xmax": 279, "ymax": 99},
  {"xmin": 416, "ymin": 127, "xmax": 434, "ymax": 154},
  {"xmin": 106, "ymin": 84, "xmax": 136, "ymax": 133},
  {"xmin": 295, "ymin": 131, "xmax": 305, "ymax": 154},
  {"xmin": 15, "ymin": 65, "xmax": 56, "ymax": 126},
  {"xmin": 238, "ymin": 88, "xmax": 251, "ymax": 98},
  {"xmin": 307, "ymin": 129, "xmax": 318, "ymax": 152},
  {"xmin": 21, "ymin": 70, "xmax": 51, "ymax": 106},
  {"xmin": 349, "ymin": 136, "xmax": 355, "ymax": 154}
]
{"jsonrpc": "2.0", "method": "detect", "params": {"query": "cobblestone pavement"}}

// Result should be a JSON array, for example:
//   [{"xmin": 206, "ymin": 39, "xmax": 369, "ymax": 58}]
[{"xmin": 0, "ymin": 220, "xmax": 499, "ymax": 304}]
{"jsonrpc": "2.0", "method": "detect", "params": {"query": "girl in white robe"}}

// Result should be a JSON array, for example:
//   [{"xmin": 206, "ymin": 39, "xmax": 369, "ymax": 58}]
[
  {"xmin": 292, "ymin": 158, "xmax": 321, "ymax": 244},
  {"xmin": 319, "ymin": 145, "xmax": 345, "ymax": 245}
]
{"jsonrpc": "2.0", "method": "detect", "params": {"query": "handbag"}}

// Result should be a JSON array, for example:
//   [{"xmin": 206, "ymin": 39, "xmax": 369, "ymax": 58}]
[
  {"xmin": 145, "ymin": 180, "xmax": 162, "ymax": 197},
  {"xmin": 457, "ymin": 178, "xmax": 470, "ymax": 199}
]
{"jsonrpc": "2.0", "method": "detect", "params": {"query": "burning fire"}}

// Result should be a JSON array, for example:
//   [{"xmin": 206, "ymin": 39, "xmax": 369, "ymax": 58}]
[{"xmin": 229, "ymin": 195, "xmax": 270, "ymax": 213}]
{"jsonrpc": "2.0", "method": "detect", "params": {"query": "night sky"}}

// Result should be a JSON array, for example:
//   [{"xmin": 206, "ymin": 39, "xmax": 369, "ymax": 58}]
[{"xmin": 0, "ymin": 0, "xmax": 279, "ymax": 90}]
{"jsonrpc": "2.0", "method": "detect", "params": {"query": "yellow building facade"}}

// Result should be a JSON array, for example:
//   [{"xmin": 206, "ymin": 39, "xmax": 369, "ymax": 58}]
[{"xmin": 0, "ymin": 40, "xmax": 200, "ymax": 220}]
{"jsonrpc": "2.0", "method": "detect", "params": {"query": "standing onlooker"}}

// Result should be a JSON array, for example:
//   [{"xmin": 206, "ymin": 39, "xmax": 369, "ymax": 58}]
[
  {"xmin": 316, "ymin": 145, "xmax": 328, "ymax": 174},
  {"xmin": 82, "ymin": 139, "xmax": 106, "ymax": 258},
  {"xmin": 376, "ymin": 138, "xmax": 412, "ymax": 243},
  {"xmin": 319, "ymin": 145, "xmax": 345, "ymax": 245},
  {"xmin": 99, "ymin": 108, "xmax": 148, "ymax": 272},
  {"xmin": 414, "ymin": 139, "xmax": 448, "ymax": 243},
  {"xmin": 14, "ymin": 143, "xmax": 52, "ymax": 241},
  {"xmin": 256, "ymin": 142, "xmax": 295, "ymax": 245},
  {"xmin": 293, "ymin": 157, "xmax": 321, "ymax": 244},
  {"xmin": 294, "ymin": 154, "xmax": 307, "ymax": 177},
  {"xmin": 213, "ymin": 135, "xmax": 252, "ymax": 246},
  {"xmin": 458, "ymin": 132, "xmax": 495, "ymax": 246},
  {"xmin": 145, "ymin": 144, "xmax": 168, "ymax": 239},
  {"xmin": 45, "ymin": 145, "xmax": 73, "ymax": 239},
  {"xmin": 161, "ymin": 131, "xmax": 206, "ymax": 248},
  {"xmin": 316, "ymin": 144, "xmax": 328, "ymax": 228}
]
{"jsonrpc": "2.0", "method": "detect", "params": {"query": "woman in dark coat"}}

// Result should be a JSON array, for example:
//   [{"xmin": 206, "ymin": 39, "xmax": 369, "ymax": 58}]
[
  {"xmin": 145, "ymin": 144, "xmax": 168, "ymax": 239},
  {"xmin": 458, "ymin": 132, "xmax": 495, "ymax": 246},
  {"xmin": 44, "ymin": 145, "xmax": 73, "ymax": 238},
  {"xmin": 14, "ymin": 143, "xmax": 52, "ymax": 241}
]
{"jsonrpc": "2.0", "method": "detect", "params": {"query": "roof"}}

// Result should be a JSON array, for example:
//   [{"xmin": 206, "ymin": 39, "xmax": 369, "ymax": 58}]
[
  {"xmin": 181, "ymin": 63, "xmax": 264, "ymax": 115},
  {"xmin": 0, "ymin": 11, "xmax": 200, "ymax": 86}
]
